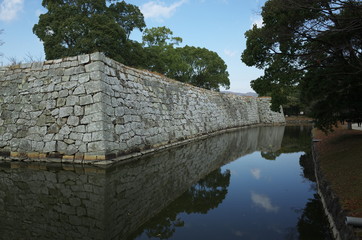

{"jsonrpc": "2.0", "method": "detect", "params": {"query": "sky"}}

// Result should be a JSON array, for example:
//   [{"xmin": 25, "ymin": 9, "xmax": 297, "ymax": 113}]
[{"xmin": 0, "ymin": 0, "xmax": 267, "ymax": 93}]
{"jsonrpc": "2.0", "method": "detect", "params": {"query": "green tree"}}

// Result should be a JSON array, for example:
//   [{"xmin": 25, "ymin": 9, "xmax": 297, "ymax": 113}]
[
  {"xmin": 142, "ymin": 26, "xmax": 182, "ymax": 48},
  {"xmin": 242, "ymin": 0, "xmax": 362, "ymax": 131},
  {"xmin": 172, "ymin": 46, "xmax": 230, "ymax": 91},
  {"xmin": 142, "ymin": 27, "xmax": 230, "ymax": 91},
  {"xmin": 141, "ymin": 27, "xmax": 185, "ymax": 74},
  {"xmin": 33, "ymin": 0, "xmax": 145, "ymax": 64},
  {"xmin": 108, "ymin": 0, "xmax": 145, "ymax": 39}
]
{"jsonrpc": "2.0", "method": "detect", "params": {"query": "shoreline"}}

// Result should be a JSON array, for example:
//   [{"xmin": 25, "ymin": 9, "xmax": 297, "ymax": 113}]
[
  {"xmin": 312, "ymin": 126, "xmax": 362, "ymax": 239},
  {"xmin": 0, "ymin": 123, "xmax": 285, "ymax": 167}
]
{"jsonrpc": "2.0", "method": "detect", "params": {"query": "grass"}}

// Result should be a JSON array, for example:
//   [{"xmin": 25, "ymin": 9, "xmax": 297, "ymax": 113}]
[{"xmin": 312, "ymin": 125, "xmax": 362, "ymax": 218}]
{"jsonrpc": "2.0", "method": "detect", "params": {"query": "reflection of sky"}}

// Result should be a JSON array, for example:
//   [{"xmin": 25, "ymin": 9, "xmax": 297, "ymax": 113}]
[
  {"xmin": 134, "ymin": 126, "xmax": 320, "ymax": 239},
  {"xmin": 251, "ymin": 192, "xmax": 279, "ymax": 212},
  {"xmin": 250, "ymin": 168, "xmax": 261, "ymax": 179}
]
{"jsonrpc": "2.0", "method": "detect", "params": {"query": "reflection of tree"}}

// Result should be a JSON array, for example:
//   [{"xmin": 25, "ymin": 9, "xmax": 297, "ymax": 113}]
[
  {"xmin": 297, "ymin": 150, "xmax": 333, "ymax": 239},
  {"xmin": 260, "ymin": 126, "xmax": 313, "ymax": 160},
  {"xmin": 181, "ymin": 168, "xmax": 231, "ymax": 214},
  {"xmin": 297, "ymin": 194, "xmax": 333, "ymax": 240},
  {"xmin": 129, "ymin": 168, "xmax": 231, "ymax": 239},
  {"xmin": 260, "ymin": 151, "xmax": 281, "ymax": 160},
  {"xmin": 262, "ymin": 126, "xmax": 313, "ymax": 161},
  {"xmin": 279, "ymin": 126, "xmax": 312, "ymax": 154},
  {"xmin": 299, "ymin": 153, "xmax": 316, "ymax": 182}
]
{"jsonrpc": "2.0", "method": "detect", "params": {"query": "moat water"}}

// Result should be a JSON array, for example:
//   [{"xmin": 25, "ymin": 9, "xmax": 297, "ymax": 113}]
[{"xmin": 0, "ymin": 126, "xmax": 332, "ymax": 240}]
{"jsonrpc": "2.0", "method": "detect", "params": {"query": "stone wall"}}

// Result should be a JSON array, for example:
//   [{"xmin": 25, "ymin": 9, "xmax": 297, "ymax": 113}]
[{"xmin": 0, "ymin": 52, "xmax": 285, "ymax": 161}]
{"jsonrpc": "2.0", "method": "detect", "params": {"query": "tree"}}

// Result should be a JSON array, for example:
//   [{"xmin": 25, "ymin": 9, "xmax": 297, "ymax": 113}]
[
  {"xmin": 142, "ymin": 27, "xmax": 230, "ymax": 91},
  {"xmin": 33, "ymin": 0, "xmax": 145, "ymax": 64},
  {"xmin": 108, "ymin": 0, "xmax": 145, "ymax": 39},
  {"xmin": 172, "ymin": 46, "xmax": 230, "ymax": 91},
  {"xmin": 141, "ymin": 27, "xmax": 185, "ymax": 74},
  {"xmin": 142, "ymin": 26, "xmax": 182, "ymax": 48},
  {"xmin": 242, "ymin": 0, "xmax": 362, "ymax": 131}
]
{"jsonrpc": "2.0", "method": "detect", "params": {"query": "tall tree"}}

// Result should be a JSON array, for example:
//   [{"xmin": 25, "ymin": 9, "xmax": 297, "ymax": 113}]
[
  {"xmin": 142, "ymin": 27, "xmax": 230, "ymax": 91},
  {"xmin": 142, "ymin": 26, "xmax": 183, "ymax": 48},
  {"xmin": 242, "ymin": 0, "xmax": 362, "ymax": 131},
  {"xmin": 141, "ymin": 27, "xmax": 184, "ymax": 74},
  {"xmin": 172, "ymin": 46, "xmax": 230, "ymax": 91},
  {"xmin": 108, "ymin": 0, "xmax": 145, "ymax": 39},
  {"xmin": 33, "ymin": 0, "xmax": 145, "ymax": 64}
]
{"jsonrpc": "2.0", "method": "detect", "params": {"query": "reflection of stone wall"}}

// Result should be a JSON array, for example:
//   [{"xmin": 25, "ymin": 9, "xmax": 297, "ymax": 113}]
[
  {"xmin": 0, "ymin": 126, "xmax": 284, "ymax": 239},
  {"xmin": 0, "ymin": 163, "xmax": 107, "ymax": 240},
  {"xmin": 0, "ymin": 53, "xmax": 285, "ymax": 161}
]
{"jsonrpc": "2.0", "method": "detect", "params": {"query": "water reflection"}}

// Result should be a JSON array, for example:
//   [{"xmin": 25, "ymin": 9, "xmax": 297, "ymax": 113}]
[
  {"xmin": 0, "ymin": 126, "xmax": 332, "ymax": 239},
  {"xmin": 130, "ymin": 126, "xmax": 332, "ymax": 240},
  {"xmin": 129, "ymin": 168, "xmax": 231, "ymax": 240},
  {"xmin": 251, "ymin": 192, "xmax": 279, "ymax": 213}
]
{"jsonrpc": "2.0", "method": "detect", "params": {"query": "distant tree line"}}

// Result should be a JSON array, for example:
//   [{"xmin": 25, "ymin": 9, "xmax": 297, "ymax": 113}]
[
  {"xmin": 33, "ymin": 0, "xmax": 230, "ymax": 91},
  {"xmin": 242, "ymin": 0, "xmax": 362, "ymax": 131}
]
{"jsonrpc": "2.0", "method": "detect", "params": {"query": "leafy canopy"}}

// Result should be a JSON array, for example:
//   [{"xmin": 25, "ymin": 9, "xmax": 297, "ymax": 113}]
[
  {"xmin": 33, "ymin": 0, "xmax": 145, "ymax": 63},
  {"xmin": 242, "ymin": 0, "xmax": 362, "ymax": 131},
  {"xmin": 142, "ymin": 27, "xmax": 230, "ymax": 91}
]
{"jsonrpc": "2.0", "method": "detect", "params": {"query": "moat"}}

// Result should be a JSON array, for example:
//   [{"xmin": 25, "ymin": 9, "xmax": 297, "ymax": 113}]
[{"xmin": 0, "ymin": 125, "xmax": 333, "ymax": 239}]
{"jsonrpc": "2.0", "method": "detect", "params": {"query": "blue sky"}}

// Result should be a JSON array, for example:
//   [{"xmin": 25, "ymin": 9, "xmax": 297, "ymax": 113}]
[{"xmin": 0, "ymin": 0, "xmax": 266, "ymax": 92}]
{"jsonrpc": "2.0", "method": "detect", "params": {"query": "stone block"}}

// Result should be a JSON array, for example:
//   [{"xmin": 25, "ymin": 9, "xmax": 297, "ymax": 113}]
[
  {"xmin": 66, "ymin": 96, "xmax": 79, "ymax": 106},
  {"xmin": 56, "ymin": 141, "xmax": 67, "ymax": 153},
  {"xmin": 87, "ymin": 141, "xmax": 105, "ymax": 152},
  {"xmin": 79, "ymin": 95, "xmax": 93, "ymax": 106},
  {"xmin": 84, "ymin": 81, "xmax": 103, "ymax": 94},
  {"xmin": 83, "ymin": 154, "xmax": 97, "ymax": 161},
  {"xmin": 67, "ymin": 116, "xmax": 80, "ymax": 126},
  {"xmin": 44, "ymin": 141, "xmax": 56, "ymax": 152},
  {"xmin": 79, "ymin": 54, "xmax": 90, "ymax": 64},
  {"xmin": 28, "ymin": 126, "xmax": 47, "ymax": 135},
  {"xmin": 79, "ymin": 73, "xmax": 90, "ymax": 83},
  {"xmin": 64, "ymin": 66, "xmax": 85, "ymax": 76},
  {"xmin": 10, "ymin": 152, "xmax": 21, "ymax": 157},
  {"xmin": 91, "ymin": 131, "xmax": 104, "ymax": 141},
  {"xmin": 59, "ymin": 107, "xmax": 73, "ymax": 118},
  {"xmin": 62, "ymin": 81, "xmax": 78, "ymax": 90},
  {"xmin": 87, "ymin": 121, "xmax": 103, "ymax": 132},
  {"xmin": 27, "ymin": 152, "xmax": 40, "ymax": 158},
  {"xmin": 84, "ymin": 102, "xmax": 103, "ymax": 115},
  {"xmin": 90, "ymin": 52, "xmax": 105, "ymax": 61},
  {"xmin": 73, "ymin": 85, "xmax": 85, "ymax": 95},
  {"xmin": 83, "ymin": 133, "xmax": 92, "ymax": 142},
  {"xmin": 66, "ymin": 145, "xmax": 78, "ymax": 155},
  {"xmin": 85, "ymin": 61, "xmax": 104, "ymax": 73}
]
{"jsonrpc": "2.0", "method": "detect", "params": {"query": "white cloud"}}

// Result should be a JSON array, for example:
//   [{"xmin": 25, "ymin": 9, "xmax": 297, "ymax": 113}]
[
  {"xmin": 250, "ymin": 15, "xmax": 263, "ymax": 28},
  {"xmin": 250, "ymin": 168, "xmax": 261, "ymax": 179},
  {"xmin": 251, "ymin": 192, "xmax": 279, "ymax": 212},
  {"xmin": 140, "ymin": 0, "xmax": 187, "ymax": 21},
  {"xmin": 0, "ymin": 0, "xmax": 24, "ymax": 22},
  {"xmin": 224, "ymin": 49, "xmax": 237, "ymax": 58}
]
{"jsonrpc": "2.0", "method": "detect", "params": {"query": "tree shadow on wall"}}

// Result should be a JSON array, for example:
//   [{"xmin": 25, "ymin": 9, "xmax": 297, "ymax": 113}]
[{"xmin": 128, "ymin": 168, "xmax": 231, "ymax": 240}]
